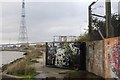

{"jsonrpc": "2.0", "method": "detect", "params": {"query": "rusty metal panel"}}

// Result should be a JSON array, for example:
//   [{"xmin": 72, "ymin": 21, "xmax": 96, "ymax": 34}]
[
  {"xmin": 104, "ymin": 37, "xmax": 120, "ymax": 79},
  {"xmin": 86, "ymin": 40, "xmax": 104, "ymax": 77}
]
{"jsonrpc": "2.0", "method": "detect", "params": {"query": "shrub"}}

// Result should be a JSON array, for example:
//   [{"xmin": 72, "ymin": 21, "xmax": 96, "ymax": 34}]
[
  {"xmin": 6, "ymin": 60, "xmax": 35, "ymax": 76},
  {"xmin": 77, "ymin": 34, "xmax": 91, "ymax": 42}
]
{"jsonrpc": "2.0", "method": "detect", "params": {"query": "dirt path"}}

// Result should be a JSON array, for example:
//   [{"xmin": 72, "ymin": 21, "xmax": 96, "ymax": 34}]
[
  {"xmin": 32, "ymin": 54, "xmax": 70, "ymax": 79},
  {"xmin": 33, "ymin": 54, "xmax": 103, "ymax": 79}
]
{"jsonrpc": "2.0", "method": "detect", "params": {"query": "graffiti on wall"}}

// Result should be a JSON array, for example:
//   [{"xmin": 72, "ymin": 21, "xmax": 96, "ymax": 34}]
[
  {"xmin": 46, "ymin": 42, "xmax": 85, "ymax": 69},
  {"xmin": 104, "ymin": 37, "xmax": 120, "ymax": 79},
  {"xmin": 86, "ymin": 41, "xmax": 104, "ymax": 77}
]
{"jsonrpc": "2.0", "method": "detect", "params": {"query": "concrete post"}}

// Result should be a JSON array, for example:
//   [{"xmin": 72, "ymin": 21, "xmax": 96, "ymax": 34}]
[{"xmin": 105, "ymin": 0, "xmax": 114, "ymax": 38}]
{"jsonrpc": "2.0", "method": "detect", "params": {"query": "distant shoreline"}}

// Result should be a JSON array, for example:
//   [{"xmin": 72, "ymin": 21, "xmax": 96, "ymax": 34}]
[{"xmin": 0, "ymin": 51, "xmax": 24, "ymax": 68}]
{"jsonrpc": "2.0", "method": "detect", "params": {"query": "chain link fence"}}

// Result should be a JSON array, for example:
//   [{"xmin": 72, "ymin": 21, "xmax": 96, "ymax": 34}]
[{"xmin": 91, "ymin": 0, "xmax": 120, "ymax": 40}]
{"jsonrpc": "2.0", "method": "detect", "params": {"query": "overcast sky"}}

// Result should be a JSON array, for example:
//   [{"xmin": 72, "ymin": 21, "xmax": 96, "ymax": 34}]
[{"xmin": 0, "ymin": 0, "xmax": 119, "ymax": 44}]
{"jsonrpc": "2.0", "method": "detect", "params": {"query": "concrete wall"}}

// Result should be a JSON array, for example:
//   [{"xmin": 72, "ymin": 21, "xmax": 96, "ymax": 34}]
[
  {"xmin": 86, "ymin": 40, "xmax": 104, "ymax": 77},
  {"xmin": 86, "ymin": 37, "xmax": 120, "ymax": 79},
  {"xmin": 104, "ymin": 37, "xmax": 120, "ymax": 78}
]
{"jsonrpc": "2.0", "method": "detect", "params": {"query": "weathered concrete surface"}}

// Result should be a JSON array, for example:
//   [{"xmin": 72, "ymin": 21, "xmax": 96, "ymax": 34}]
[
  {"xmin": 104, "ymin": 37, "xmax": 120, "ymax": 79},
  {"xmin": 34, "ymin": 66, "xmax": 102, "ymax": 79},
  {"xmin": 33, "ymin": 56, "xmax": 71, "ymax": 79},
  {"xmin": 34, "ymin": 55, "xmax": 102, "ymax": 79},
  {"xmin": 86, "ymin": 40, "xmax": 104, "ymax": 77},
  {"xmin": 86, "ymin": 37, "xmax": 120, "ymax": 79}
]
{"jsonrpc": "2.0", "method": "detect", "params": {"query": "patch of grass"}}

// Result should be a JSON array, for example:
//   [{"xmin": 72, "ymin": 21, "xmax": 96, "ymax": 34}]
[
  {"xmin": 7, "ymin": 61, "xmax": 33, "ymax": 75},
  {"xmin": 59, "ymin": 70, "xmax": 80, "ymax": 74},
  {"xmin": 10, "ymin": 58, "xmax": 24, "ymax": 64},
  {"xmin": 3, "ymin": 49, "xmax": 43, "ymax": 79},
  {"xmin": 35, "ymin": 56, "xmax": 40, "ymax": 58},
  {"xmin": 2, "ymin": 64, "xmax": 8, "ymax": 72},
  {"xmin": 2, "ymin": 58, "xmax": 24, "ymax": 72},
  {"xmin": 5, "ymin": 59, "xmax": 39, "ymax": 79},
  {"xmin": 21, "ymin": 72, "xmax": 39, "ymax": 80},
  {"xmin": 30, "ymin": 60, "xmax": 39, "ymax": 63}
]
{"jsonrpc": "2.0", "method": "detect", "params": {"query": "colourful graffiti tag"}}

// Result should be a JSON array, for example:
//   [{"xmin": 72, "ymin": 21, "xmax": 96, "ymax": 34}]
[{"xmin": 107, "ymin": 41, "xmax": 120, "ymax": 79}]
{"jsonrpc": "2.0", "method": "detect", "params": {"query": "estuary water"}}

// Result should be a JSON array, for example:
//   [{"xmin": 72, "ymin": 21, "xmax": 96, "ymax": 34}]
[{"xmin": 0, "ymin": 51, "xmax": 24, "ymax": 67}]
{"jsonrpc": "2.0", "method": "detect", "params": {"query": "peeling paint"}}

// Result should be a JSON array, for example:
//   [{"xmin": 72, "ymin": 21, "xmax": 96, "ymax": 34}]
[{"xmin": 104, "ymin": 37, "xmax": 120, "ymax": 79}]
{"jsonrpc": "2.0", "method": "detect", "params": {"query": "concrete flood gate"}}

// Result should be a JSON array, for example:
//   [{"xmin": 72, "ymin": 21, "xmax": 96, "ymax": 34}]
[{"xmin": 45, "ymin": 42, "xmax": 86, "ymax": 70}]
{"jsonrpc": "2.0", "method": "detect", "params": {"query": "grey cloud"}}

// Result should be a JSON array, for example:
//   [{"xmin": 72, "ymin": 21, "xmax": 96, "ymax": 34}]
[{"xmin": 2, "ymin": 2, "xmax": 92, "ymax": 43}]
